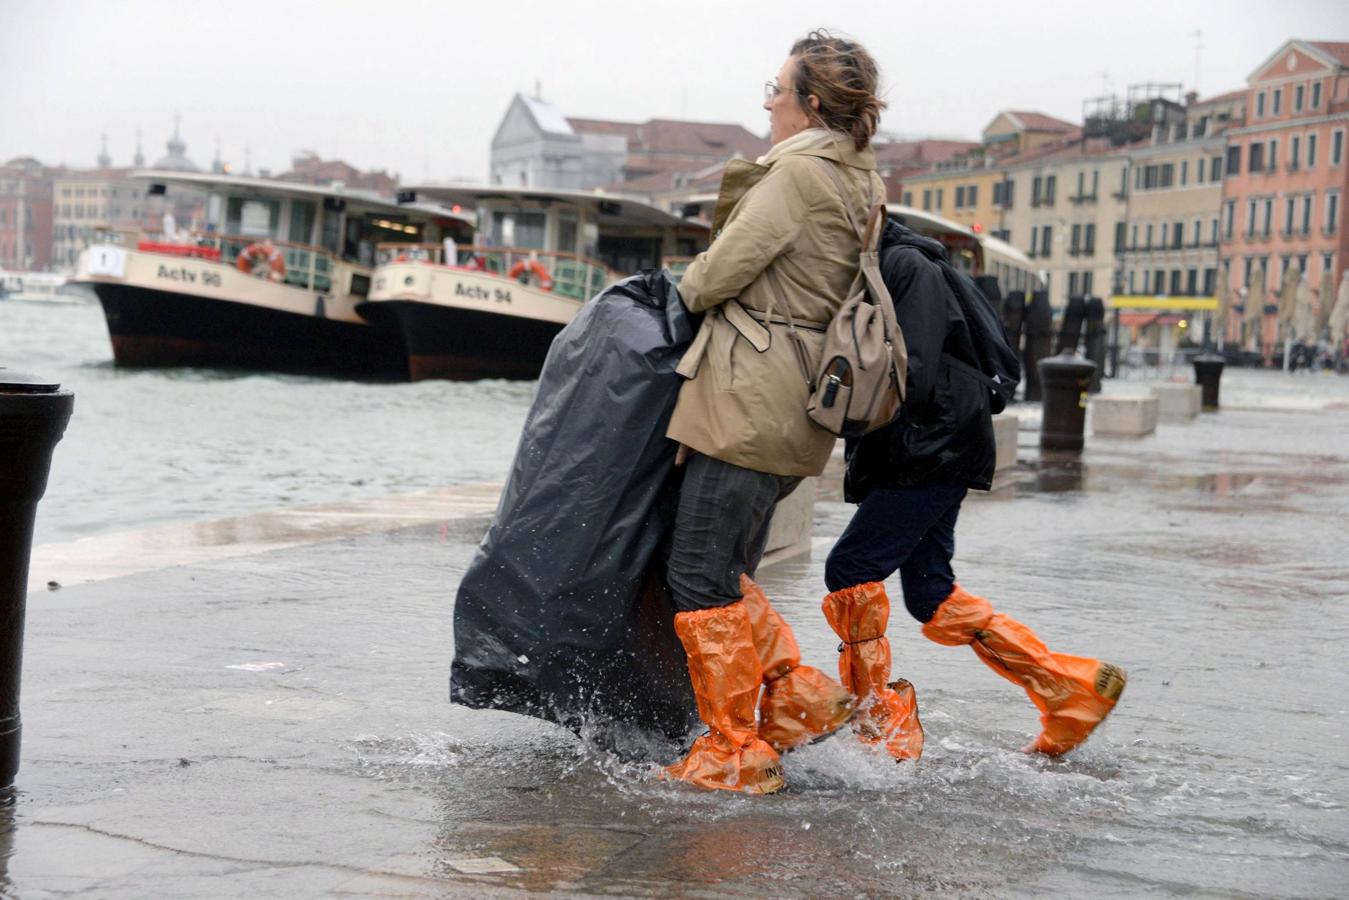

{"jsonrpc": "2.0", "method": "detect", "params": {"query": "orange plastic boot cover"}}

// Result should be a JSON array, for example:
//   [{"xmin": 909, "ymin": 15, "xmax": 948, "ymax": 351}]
[
  {"xmin": 662, "ymin": 602, "xmax": 785, "ymax": 793},
  {"xmin": 920, "ymin": 585, "xmax": 994, "ymax": 646},
  {"xmin": 740, "ymin": 575, "xmax": 854, "ymax": 751},
  {"xmin": 929, "ymin": 585, "xmax": 1127, "ymax": 756},
  {"xmin": 821, "ymin": 583, "xmax": 923, "ymax": 760}
]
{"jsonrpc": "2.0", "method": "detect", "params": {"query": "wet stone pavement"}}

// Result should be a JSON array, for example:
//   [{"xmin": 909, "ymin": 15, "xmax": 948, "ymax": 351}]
[{"xmin": 3, "ymin": 401, "xmax": 1349, "ymax": 898}]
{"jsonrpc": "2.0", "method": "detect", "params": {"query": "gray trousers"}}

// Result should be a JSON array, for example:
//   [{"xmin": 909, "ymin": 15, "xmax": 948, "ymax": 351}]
[{"xmin": 666, "ymin": 453, "xmax": 802, "ymax": 612}]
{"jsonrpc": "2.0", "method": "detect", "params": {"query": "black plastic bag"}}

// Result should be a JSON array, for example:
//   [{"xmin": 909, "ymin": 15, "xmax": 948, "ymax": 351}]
[{"xmin": 450, "ymin": 270, "xmax": 700, "ymax": 745}]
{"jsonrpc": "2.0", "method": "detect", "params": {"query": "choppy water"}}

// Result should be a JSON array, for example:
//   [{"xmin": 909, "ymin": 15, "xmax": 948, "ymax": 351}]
[{"xmin": 0, "ymin": 296, "xmax": 535, "ymax": 544}]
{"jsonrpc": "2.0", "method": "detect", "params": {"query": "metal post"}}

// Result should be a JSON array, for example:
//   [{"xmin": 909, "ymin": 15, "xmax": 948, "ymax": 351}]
[
  {"xmin": 1038, "ymin": 354, "xmax": 1097, "ymax": 452},
  {"xmin": 0, "ymin": 369, "xmax": 74, "ymax": 791}
]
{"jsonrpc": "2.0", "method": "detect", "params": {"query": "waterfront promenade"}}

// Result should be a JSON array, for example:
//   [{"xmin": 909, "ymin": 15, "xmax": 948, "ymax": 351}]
[{"xmin": 4, "ymin": 387, "xmax": 1349, "ymax": 897}]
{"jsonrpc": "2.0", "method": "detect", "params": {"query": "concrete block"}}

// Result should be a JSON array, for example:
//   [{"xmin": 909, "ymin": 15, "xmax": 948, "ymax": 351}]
[
  {"xmin": 1091, "ymin": 396, "xmax": 1159, "ymax": 437},
  {"xmin": 991, "ymin": 412, "xmax": 1020, "ymax": 490},
  {"xmin": 1150, "ymin": 383, "xmax": 1201, "ymax": 421},
  {"xmin": 761, "ymin": 476, "xmax": 816, "ymax": 567}
]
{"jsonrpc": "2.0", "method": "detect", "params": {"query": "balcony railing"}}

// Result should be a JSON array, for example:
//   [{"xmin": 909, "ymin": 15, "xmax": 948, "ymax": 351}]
[
  {"xmin": 1068, "ymin": 193, "xmax": 1099, "ymax": 205},
  {"xmin": 374, "ymin": 242, "xmax": 615, "ymax": 301}
]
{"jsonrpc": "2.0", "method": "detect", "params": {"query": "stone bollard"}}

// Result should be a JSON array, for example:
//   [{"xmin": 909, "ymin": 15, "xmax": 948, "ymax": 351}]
[
  {"xmin": 1037, "ymin": 353, "xmax": 1096, "ymax": 452},
  {"xmin": 1192, "ymin": 354, "xmax": 1225, "ymax": 411},
  {"xmin": 0, "ymin": 368, "xmax": 74, "ymax": 791},
  {"xmin": 1023, "ymin": 291, "xmax": 1054, "ymax": 402}
]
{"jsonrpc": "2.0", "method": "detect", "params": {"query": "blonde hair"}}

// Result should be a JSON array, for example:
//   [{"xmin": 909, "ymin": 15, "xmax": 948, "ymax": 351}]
[{"xmin": 789, "ymin": 29, "xmax": 885, "ymax": 151}]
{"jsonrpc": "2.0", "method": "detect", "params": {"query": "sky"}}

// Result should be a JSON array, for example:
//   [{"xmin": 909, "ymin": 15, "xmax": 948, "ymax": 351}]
[{"xmin": 2, "ymin": 0, "xmax": 1344, "ymax": 182}]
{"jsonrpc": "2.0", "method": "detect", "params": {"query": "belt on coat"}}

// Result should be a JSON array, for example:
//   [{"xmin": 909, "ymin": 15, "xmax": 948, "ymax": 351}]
[{"xmin": 675, "ymin": 299, "xmax": 828, "ymax": 380}]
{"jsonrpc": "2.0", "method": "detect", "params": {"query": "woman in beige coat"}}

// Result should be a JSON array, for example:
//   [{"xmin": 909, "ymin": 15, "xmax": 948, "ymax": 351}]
[{"xmin": 662, "ymin": 30, "xmax": 888, "ymax": 794}]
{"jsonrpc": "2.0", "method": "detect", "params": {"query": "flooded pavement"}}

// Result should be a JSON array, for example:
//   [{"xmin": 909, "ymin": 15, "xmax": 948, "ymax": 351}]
[{"xmin": 4, "ymin": 401, "xmax": 1347, "ymax": 897}]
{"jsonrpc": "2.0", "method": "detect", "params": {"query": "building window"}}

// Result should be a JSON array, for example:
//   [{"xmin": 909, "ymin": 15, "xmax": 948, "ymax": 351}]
[
  {"xmin": 1032, "ymin": 175, "xmax": 1043, "ymax": 205},
  {"xmin": 1285, "ymin": 197, "xmax": 1296, "ymax": 235},
  {"xmin": 1257, "ymin": 92, "xmax": 1266, "ymax": 117},
  {"xmin": 1068, "ymin": 271, "xmax": 1080, "ymax": 297},
  {"xmin": 1273, "ymin": 88, "xmax": 1282, "ymax": 115},
  {"xmin": 1225, "ymin": 146, "xmax": 1240, "ymax": 176},
  {"xmin": 1192, "ymin": 219, "xmax": 1202, "ymax": 246},
  {"xmin": 967, "ymin": 185, "xmax": 977, "ymax": 207},
  {"xmin": 902, "ymin": 191, "xmax": 913, "ymax": 206},
  {"xmin": 922, "ymin": 189, "xmax": 931, "ymax": 210},
  {"xmin": 1198, "ymin": 158, "xmax": 1205, "ymax": 182},
  {"xmin": 1324, "ymin": 252, "xmax": 1335, "ymax": 276},
  {"xmin": 1147, "ymin": 223, "xmax": 1155, "ymax": 248},
  {"xmin": 1154, "ymin": 270, "xmax": 1166, "ymax": 294},
  {"xmin": 1045, "ymin": 175, "xmax": 1056, "ymax": 205},
  {"xmin": 936, "ymin": 188, "xmax": 944, "ymax": 211},
  {"xmin": 1224, "ymin": 201, "xmax": 1236, "ymax": 240},
  {"xmin": 1203, "ymin": 268, "xmax": 1216, "ymax": 296},
  {"xmin": 1170, "ymin": 270, "xmax": 1183, "ymax": 295},
  {"xmin": 1131, "ymin": 223, "xmax": 1138, "ymax": 248},
  {"xmin": 1301, "ymin": 195, "xmax": 1313, "ymax": 235},
  {"xmin": 1333, "ymin": 130, "xmax": 1344, "ymax": 166},
  {"xmin": 1030, "ymin": 224, "xmax": 1039, "ymax": 255},
  {"xmin": 1312, "ymin": 82, "xmax": 1322, "ymax": 109},
  {"xmin": 1084, "ymin": 223, "xmax": 1096, "ymax": 255},
  {"xmin": 1295, "ymin": 84, "xmax": 1305, "ymax": 112},
  {"xmin": 1327, "ymin": 192, "xmax": 1340, "ymax": 235},
  {"xmin": 1262, "ymin": 198, "xmax": 1273, "ymax": 237},
  {"xmin": 1128, "ymin": 270, "xmax": 1136, "ymax": 293},
  {"xmin": 1308, "ymin": 133, "xmax": 1318, "ymax": 168},
  {"xmin": 1249, "ymin": 142, "xmax": 1264, "ymax": 172},
  {"xmin": 1268, "ymin": 139, "xmax": 1278, "ymax": 169},
  {"xmin": 1243, "ymin": 257, "xmax": 1254, "ymax": 287},
  {"xmin": 1245, "ymin": 200, "xmax": 1257, "ymax": 238},
  {"xmin": 1181, "ymin": 160, "xmax": 1188, "ymax": 185},
  {"xmin": 1186, "ymin": 268, "xmax": 1198, "ymax": 295},
  {"xmin": 1040, "ymin": 225, "xmax": 1052, "ymax": 257},
  {"xmin": 1114, "ymin": 221, "xmax": 1126, "ymax": 253},
  {"xmin": 1291, "ymin": 135, "xmax": 1301, "ymax": 170},
  {"xmin": 1210, "ymin": 217, "xmax": 1219, "ymax": 245},
  {"xmin": 1212, "ymin": 155, "xmax": 1224, "ymax": 182},
  {"xmin": 955, "ymin": 186, "xmax": 964, "ymax": 208}
]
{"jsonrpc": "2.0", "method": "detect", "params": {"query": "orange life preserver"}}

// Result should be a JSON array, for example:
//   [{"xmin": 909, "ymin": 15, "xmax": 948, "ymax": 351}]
[
  {"xmin": 235, "ymin": 242, "xmax": 286, "ymax": 282},
  {"xmin": 506, "ymin": 259, "xmax": 553, "ymax": 291}
]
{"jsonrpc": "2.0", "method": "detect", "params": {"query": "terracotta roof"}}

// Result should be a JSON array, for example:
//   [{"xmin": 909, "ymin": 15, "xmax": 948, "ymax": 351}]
[
  {"xmin": 1004, "ymin": 111, "xmax": 1079, "ymax": 133},
  {"xmin": 1310, "ymin": 41, "xmax": 1349, "ymax": 67},
  {"xmin": 569, "ymin": 117, "xmax": 769, "ymax": 159},
  {"xmin": 873, "ymin": 139, "xmax": 979, "ymax": 166},
  {"xmin": 1196, "ymin": 88, "xmax": 1247, "ymax": 105}
]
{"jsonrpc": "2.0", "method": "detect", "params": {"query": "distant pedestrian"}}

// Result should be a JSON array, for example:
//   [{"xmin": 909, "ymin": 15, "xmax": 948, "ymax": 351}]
[
  {"xmin": 820, "ymin": 219, "xmax": 1126, "ymax": 760},
  {"xmin": 661, "ymin": 29, "xmax": 889, "ymax": 794}
]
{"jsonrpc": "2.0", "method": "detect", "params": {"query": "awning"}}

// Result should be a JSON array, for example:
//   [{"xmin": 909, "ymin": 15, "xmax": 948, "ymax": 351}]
[{"xmin": 1109, "ymin": 294, "xmax": 1218, "ymax": 311}]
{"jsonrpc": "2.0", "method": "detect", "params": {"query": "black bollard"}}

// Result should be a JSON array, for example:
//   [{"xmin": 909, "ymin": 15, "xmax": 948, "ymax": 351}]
[
  {"xmin": 0, "ymin": 368, "xmax": 74, "ymax": 791},
  {"xmin": 1038, "ymin": 353, "xmax": 1097, "ymax": 452},
  {"xmin": 1056, "ymin": 295, "xmax": 1087, "ymax": 356},
  {"xmin": 1083, "ymin": 296, "xmax": 1107, "ymax": 393},
  {"xmin": 974, "ymin": 275, "xmax": 1003, "ymax": 320},
  {"xmin": 1023, "ymin": 290, "xmax": 1054, "ymax": 402},
  {"xmin": 1002, "ymin": 289, "xmax": 1026, "ymax": 373},
  {"xmin": 1192, "ymin": 354, "xmax": 1225, "ymax": 411}
]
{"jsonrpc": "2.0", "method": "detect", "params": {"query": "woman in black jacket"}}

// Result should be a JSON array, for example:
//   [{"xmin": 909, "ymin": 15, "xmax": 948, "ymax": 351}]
[{"xmin": 819, "ymin": 219, "xmax": 1126, "ymax": 761}]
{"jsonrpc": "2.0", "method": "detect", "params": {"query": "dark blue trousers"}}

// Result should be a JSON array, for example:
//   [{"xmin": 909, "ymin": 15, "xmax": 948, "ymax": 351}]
[{"xmin": 824, "ymin": 485, "xmax": 967, "ymax": 623}]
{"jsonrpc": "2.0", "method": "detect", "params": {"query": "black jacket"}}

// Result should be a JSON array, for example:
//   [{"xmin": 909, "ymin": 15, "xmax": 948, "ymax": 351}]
[{"xmin": 844, "ymin": 221, "xmax": 997, "ymax": 501}]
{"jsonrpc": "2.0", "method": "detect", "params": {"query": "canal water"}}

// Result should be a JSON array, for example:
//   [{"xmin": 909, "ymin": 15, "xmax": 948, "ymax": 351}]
[{"xmin": 0, "ymin": 296, "xmax": 535, "ymax": 544}]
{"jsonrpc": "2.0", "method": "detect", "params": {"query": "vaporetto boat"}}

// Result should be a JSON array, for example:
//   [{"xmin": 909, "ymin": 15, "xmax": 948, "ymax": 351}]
[
  {"xmin": 360, "ymin": 184, "xmax": 708, "ymax": 380},
  {"xmin": 73, "ymin": 171, "xmax": 473, "ymax": 379}
]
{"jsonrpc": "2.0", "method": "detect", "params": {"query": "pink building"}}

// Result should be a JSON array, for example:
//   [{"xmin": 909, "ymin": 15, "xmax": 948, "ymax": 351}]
[{"xmin": 1220, "ymin": 39, "xmax": 1349, "ymax": 360}]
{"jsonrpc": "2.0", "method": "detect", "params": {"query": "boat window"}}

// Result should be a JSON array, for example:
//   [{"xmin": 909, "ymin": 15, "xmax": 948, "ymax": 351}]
[
  {"xmin": 226, "ymin": 197, "xmax": 280, "ymax": 239},
  {"xmin": 289, "ymin": 200, "xmax": 316, "ymax": 245},
  {"xmin": 556, "ymin": 212, "xmax": 579, "ymax": 256},
  {"xmin": 489, "ymin": 210, "xmax": 547, "ymax": 249}
]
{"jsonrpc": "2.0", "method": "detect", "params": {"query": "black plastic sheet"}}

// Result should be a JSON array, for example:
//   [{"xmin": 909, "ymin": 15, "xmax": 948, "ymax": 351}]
[{"xmin": 450, "ymin": 270, "xmax": 700, "ymax": 745}]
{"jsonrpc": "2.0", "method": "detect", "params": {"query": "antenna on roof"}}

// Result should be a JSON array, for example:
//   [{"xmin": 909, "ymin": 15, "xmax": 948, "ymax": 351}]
[{"xmin": 1190, "ymin": 29, "xmax": 1203, "ymax": 93}]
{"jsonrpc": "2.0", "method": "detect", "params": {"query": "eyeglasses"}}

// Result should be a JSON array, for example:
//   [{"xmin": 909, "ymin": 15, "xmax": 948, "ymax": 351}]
[{"xmin": 764, "ymin": 80, "xmax": 803, "ymax": 105}]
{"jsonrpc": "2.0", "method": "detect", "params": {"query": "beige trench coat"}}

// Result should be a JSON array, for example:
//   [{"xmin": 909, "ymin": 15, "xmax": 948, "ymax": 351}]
[{"xmin": 667, "ymin": 134, "xmax": 885, "ymax": 477}]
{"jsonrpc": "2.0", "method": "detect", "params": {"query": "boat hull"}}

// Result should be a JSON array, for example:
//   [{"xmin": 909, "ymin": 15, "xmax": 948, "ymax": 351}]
[
  {"xmin": 357, "ymin": 299, "xmax": 564, "ymax": 381},
  {"xmin": 93, "ymin": 282, "xmax": 408, "ymax": 378}
]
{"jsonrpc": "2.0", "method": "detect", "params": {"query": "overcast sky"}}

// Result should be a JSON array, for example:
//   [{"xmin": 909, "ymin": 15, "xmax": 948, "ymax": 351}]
[{"xmin": 2, "ymin": 0, "xmax": 1343, "ymax": 181}]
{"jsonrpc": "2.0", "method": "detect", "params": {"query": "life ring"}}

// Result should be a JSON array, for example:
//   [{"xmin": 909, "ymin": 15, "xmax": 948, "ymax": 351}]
[
  {"xmin": 507, "ymin": 259, "xmax": 553, "ymax": 291},
  {"xmin": 235, "ymin": 242, "xmax": 286, "ymax": 281}
]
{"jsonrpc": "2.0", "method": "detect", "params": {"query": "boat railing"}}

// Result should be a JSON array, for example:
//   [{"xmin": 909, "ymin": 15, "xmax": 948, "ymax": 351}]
[
  {"xmin": 374, "ymin": 243, "xmax": 617, "ymax": 301},
  {"xmin": 661, "ymin": 256, "xmax": 695, "ymax": 283}
]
